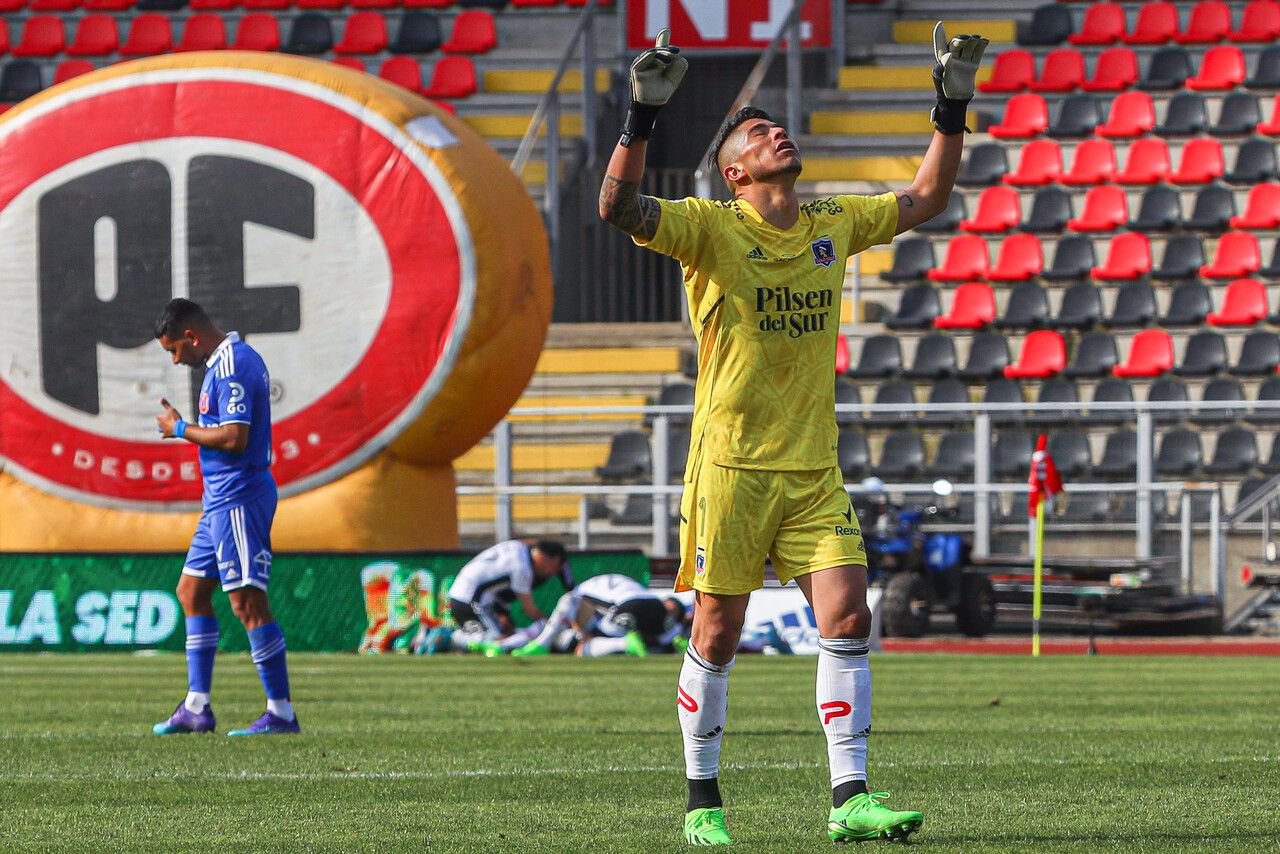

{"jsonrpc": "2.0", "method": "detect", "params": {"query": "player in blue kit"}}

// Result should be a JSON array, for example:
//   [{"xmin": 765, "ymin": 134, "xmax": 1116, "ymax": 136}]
[{"xmin": 150, "ymin": 298, "xmax": 298, "ymax": 737}]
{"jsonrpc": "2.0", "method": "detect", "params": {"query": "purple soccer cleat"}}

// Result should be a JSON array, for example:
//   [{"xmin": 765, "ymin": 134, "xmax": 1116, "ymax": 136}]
[
  {"xmin": 152, "ymin": 702, "xmax": 216, "ymax": 735},
  {"xmin": 227, "ymin": 711, "xmax": 301, "ymax": 737}
]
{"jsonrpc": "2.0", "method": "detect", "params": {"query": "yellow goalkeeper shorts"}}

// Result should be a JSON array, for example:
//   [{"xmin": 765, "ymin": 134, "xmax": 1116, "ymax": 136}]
[{"xmin": 676, "ymin": 462, "xmax": 867, "ymax": 595}]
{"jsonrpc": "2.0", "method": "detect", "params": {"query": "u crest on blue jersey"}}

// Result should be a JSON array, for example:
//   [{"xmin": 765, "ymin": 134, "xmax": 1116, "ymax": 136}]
[{"xmin": 811, "ymin": 236, "xmax": 837, "ymax": 268}]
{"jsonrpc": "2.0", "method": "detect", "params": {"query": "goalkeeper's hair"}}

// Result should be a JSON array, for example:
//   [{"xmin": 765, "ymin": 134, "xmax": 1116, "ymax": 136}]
[
  {"xmin": 533, "ymin": 540, "xmax": 567, "ymax": 563},
  {"xmin": 153, "ymin": 298, "xmax": 212, "ymax": 340},
  {"xmin": 709, "ymin": 106, "xmax": 774, "ymax": 175}
]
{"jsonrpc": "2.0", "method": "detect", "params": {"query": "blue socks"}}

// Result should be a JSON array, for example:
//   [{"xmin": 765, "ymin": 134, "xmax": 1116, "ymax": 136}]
[
  {"xmin": 248, "ymin": 622, "xmax": 290, "ymax": 701},
  {"xmin": 185, "ymin": 616, "xmax": 219, "ymax": 694}
]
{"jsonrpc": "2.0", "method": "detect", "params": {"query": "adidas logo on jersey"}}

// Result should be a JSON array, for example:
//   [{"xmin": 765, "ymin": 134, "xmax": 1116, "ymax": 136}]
[{"xmin": 746, "ymin": 246, "xmax": 767, "ymax": 261}]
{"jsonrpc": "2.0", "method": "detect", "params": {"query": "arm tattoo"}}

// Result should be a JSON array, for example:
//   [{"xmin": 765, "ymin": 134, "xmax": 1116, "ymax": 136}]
[
  {"xmin": 600, "ymin": 174, "xmax": 661, "ymax": 239},
  {"xmin": 897, "ymin": 190, "xmax": 915, "ymax": 207}
]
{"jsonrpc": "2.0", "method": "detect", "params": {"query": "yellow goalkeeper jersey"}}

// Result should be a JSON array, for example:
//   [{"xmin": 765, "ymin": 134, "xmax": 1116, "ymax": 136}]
[{"xmin": 636, "ymin": 192, "xmax": 898, "ymax": 474}]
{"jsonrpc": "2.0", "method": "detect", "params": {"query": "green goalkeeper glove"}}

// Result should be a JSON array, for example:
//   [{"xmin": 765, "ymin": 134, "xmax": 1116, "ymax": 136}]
[
  {"xmin": 930, "ymin": 22, "xmax": 989, "ymax": 135},
  {"xmin": 622, "ymin": 28, "xmax": 689, "ymax": 147}
]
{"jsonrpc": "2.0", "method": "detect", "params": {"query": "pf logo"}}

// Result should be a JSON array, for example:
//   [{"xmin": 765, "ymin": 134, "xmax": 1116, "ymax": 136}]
[{"xmin": 0, "ymin": 54, "xmax": 552, "ymax": 512}]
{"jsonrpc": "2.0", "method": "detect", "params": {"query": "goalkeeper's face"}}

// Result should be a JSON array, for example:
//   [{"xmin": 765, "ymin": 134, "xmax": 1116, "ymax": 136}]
[{"xmin": 722, "ymin": 118, "xmax": 802, "ymax": 187}]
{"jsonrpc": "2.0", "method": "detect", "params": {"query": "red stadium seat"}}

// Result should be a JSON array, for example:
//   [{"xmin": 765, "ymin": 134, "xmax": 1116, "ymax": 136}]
[
  {"xmin": 935, "ymin": 282, "xmax": 995, "ymax": 330},
  {"xmin": 986, "ymin": 232, "xmax": 1044, "ymax": 282},
  {"xmin": 1063, "ymin": 139, "xmax": 1117, "ymax": 185},
  {"xmin": 988, "ymin": 93, "xmax": 1048, "ymax": 138},
  {"xmin": 332, "ymin": 57, "xmax": 364, "ymax": 71},
  {"xmin": 334, "ymin": 12, "xmax": 389, "ymax": 54},
  {"xmin": 13, "ymin": 16, "xmax": 65, "ymax": 57},
  {"xmin": 979, "ymin": 48, "xmax": 1034, "ymax": 94},
  {"xmin": 1115, "ymin": 138, "xmax": 1172, "ymax": 185},
  {"xmin": 351, "ymin": 0, "xmax": 397, "ymax": 8},
  {"xmin": 1170, "ymin": 138, "xmax": 1225, "ymax": 184},
  {"xmin": 404, "ymin": 0, "xmax": 453, "ymax": 7},
  {"xmin": 1003, "ymin": 139, "xmax": 1063, "ymax": 186},
  {"xmin": 835, "ymin": 334, "xmax": 850, "ymax": 374},
  {"xmin": 82, "ymin": 0, "xmax": 132, "ymax": 10},
  {"xmin": 1176, "ymin": 0, "xmax": 1232, "ymax": 44},
  {"xmin": 378, "ymin": 56, "xmax": 423, "ymax": 93},
  {"xmin": 242, "ymin": 0, "xmax": 289, "ymax": 9},
  {"xmin": 959, "ymin": 186, "xmax": 1021, "ymax": 233},
  {"xmin": 1231, "ymin": 0, "xmax": 1280, "ymax": 42},
  {"xmin": 0, "ymin": 20, "xmax": 8, "ymax": 53},
  {"xmin": 421, "ymin": 56, "xmax": 477, "ymax": 99},
  {"xmin": 1069, "ymin": 2, "xmax": 1125, "ymax": 45},
  {"xmin": 1067, "ymin": 184, "xmax": 1128, "ymax": 232},
  {"xmin": 1123, "ymin": 1, "xmax": 1178, "ymax": 45},
  {"xmin": 1230, "ymin": 183, "xmax": 1280, "ymax": 229},
  {"xmin": 67, "ymin": 15, "xmax": 118, "ymax": 57},
  {"xmin": 927, "ymin": 234, "xmax": 989, "ymax": 282},
  {"xmin": 1093, "ymin": 232, "xmax": 1152, "ymax": 280},
  {"xmin": 297, "ymin": 0, "xmax": 343, "ymax": 9},
  {"xmin": 1186, "ymin": 45, "xmax": 1245, "ymax": 90},
  {"xmin": 0, "ymin": 0, "xmax": 24, "ymax": 9},
  {"xmin": 1256, "ymin": 94, "xmax": 1280, "ymax": 135},
  {"xmin": 189, "ymin": 0, "xmax": 236, "ymax": 10},
  {"xmin": 1029, "ymin": 48, "xmax": 1084, "ymax": 93},
  {"xmin": 120, "ymin": 14, "xmax": 171, "ymax": 56},
  {"xmin": 1082, "ymin": 47, "xmax": 1138, "ymax": 93},
  {"xmin": 30, "ymin": 0, "xmax": 76, "ymax": 10},
  {"xmin": 1201, "ymin": 231, "xmax": 1261, "ymax": 278},
  {"xmin": 513, "ymin": 0, "xmax": 561, "ymax": 5},
  {"xmin": 175, "ymin": 14, "xmax": 226, "ymax": 52},
  {"xmin": 1005, "ymin": 330, "xmax": 1066, "ymax": 379},
  {"xmin": 232, "ymin": 14, "xmax": 280, "ymax": 51},
  {"xmin": 1112, "ymin": 329, "xmax": 1173, "ymax": 377},
  {"xmin": 442, "ymin": 10, "xmax": 496, "ymax": 54},
  {"xmin": 1207, "ymin": 278, "xmax": 1268, "ymax": 325},
  {"xmin": 1095, "ymin": 90, "xmax": 1154, "ymax": 138},
  {"xmin": 53, "ymin": 59, "xmax": 94, "ymax": 83}
]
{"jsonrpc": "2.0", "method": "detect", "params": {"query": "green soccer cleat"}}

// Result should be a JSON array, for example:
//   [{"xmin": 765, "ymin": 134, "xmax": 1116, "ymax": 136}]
[
  {"xmin": 827, "ymin": 792, "xmax": 923, "ymax": 844},
  {"xmin": 624, "ymin": 631, "xmax": 649, "ymax": 657},
  {"xmin": 511, "ymin": 642, "xmax": 549, "ymax": 657},
  {"xmin": 684, "ymin": 807, "xmax": 731, "ymax": 845}
]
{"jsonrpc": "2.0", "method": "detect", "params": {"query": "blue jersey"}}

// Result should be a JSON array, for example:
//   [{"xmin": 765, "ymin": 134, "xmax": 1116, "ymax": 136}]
[{"xmin": 197, "ymin": 332, "xmax": 275, "ymax": 511}]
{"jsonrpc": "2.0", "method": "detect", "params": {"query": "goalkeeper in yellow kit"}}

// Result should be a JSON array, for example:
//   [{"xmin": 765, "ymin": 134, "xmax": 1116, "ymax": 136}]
[{"xmin": 600, "ymin": 25, "xmax": 987, "ymax": 845}]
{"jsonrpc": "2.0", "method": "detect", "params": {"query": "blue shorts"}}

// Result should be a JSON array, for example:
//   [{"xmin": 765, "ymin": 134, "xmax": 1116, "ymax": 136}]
[{"xmin": 182, "ymin": 494, "xmax": 277, "ymax": 592}]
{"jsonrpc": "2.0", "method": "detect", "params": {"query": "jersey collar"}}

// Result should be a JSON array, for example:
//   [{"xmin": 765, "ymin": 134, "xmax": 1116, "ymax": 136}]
[
  {"xmin": 734, "ymin": 198, "xmax": 802, "ymax": 233},
  {"xmin": 205, "ymin": 331, "xmax": 241, "ymax": 367}
]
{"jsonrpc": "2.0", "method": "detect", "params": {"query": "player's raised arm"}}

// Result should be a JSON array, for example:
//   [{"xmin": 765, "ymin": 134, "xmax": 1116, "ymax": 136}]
[
  {"xmin": 894, "ymin": 23, "xmax": 988, "ymax": 236},
  {"xmin": 599, "ymin": 28, "xmax": 688, "ymax": 239}
]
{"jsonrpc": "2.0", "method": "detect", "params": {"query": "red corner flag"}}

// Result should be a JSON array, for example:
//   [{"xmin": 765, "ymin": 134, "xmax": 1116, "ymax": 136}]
[{"xmin": 1027, "ymin": 434, "xmax": 1064, "ymax": 518}]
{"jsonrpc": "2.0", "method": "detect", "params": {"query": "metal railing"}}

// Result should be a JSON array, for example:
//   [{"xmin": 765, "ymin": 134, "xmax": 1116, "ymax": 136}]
[{"xmin": 511, "ymin": 0, "xmax": 602, "ymax": 265}]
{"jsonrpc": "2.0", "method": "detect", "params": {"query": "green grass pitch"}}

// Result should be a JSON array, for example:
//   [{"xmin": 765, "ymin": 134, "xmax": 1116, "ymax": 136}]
[{"xmin": 2, "ymin": 653, "xmax": 1277, "ymax": 852}]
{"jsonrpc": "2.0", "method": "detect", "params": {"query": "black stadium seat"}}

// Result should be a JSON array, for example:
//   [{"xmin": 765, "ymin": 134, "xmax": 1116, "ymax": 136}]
[
  {"xmin": 983, "ymin": 376, "xmax": 1025, "ymax": 408},
  {"xmin": 1154, "ymin": 92, "xmax": 1207, "ymax": 136},
  {"xmin": 926, "ymin": 429, "xmax": 975, "ymax": 479},
  {"xmin": 1096, "ymin": 429, "xmax": 1138, "ymax": 478},
  {"xmin": 1064, "ymin": 331, "xmax": 1118, "ymax": 378},
  {"xmin": 1023, "ymin": 186, "xmax": 1073, "ymax": 233},
  {"xmin": 285, "ymin": 13, "xmax": 332, "ymax": 54},
  {"xmin": 1127, "ymin": 185, "xmax": 1182, "ymax": 232},
  {"xmin": 1151, "ymin": 234, "xmax": 1205, "ymax": 281},
  {"xmin": 0, "ymin": 60, "xmax": 43, "ymax": 103},
  {"xmin": 902, "ymin": 332, "xmax": 957, "ymax": 379},
  {"xmin": 1048, "ymin": 430, "xmax": 1091, "ymax": 478},
  {"xmin": 1194, "ymin": 377, "xmax": 1246, "ymax": 424},
  {"xmin": 885, "ymin": 283, "xmax": 941, "ymax": 330},
  {"xmin": 1121, "ymin": 490, "xmax": 1169, "ymax": 522},
  {"xmin": 1249, "ymin": 375, "xmax": 1280, "ymax": 425},
  {"xmin": 1089, "ymin": 377, "xmax": 1135, "ymax": 423},
  {"xmin": 1185, "ymin": 184, "xmax": 1236, "ymax": 232},
  {"xmin": 1105, "ymin": 281, "xmax": 1158, "ymax": 327},
  {"xmin": 1211, "ymin": 92, "xmax": 1261, "ymax": 136},
  {"xmin": 1245, "ymin": 44, "xmax": 1280, "ymax": 89},
  {"xmin": 1065, "ymin": 492, "xmax": 1110, "ymax": 522},
  {"xmin": 837, "ymin": 428, "xmax": 870, "ymax": 478},
  {"xmin": 1174, "ymin": 330, "xmax": 1229, "ymax": 376},
  {"xmin": 960, "ymin": 331, "xmax": 1012, "ymax": 380},
  {"xmin": 924, "ymin": 377, "xmax": 969, "ymax": 425},
  {"xmin": 881, "ymin": 237, "xmax": 935, "ymax": 283},
  {"xmin": 1230, "ymin": 330, "xmax": 1280, "ymax": 375},
  {"xmin": 596, "ymin": 430, "xmax": 651, "ymax": 480},
  {"xmin": 1262, "ymin": 241, "xmax": 1280, "ymax": 279},
  {"xmin": 1018, "ymin": 2, "xmax": 1073, "ymax": 46},
  {"xmin": 848, "ymin": 334, "xmax": 902, "ymax": 379},
  {"xmin": 391, "ymin": 12, "xmax": 443, "ymax": 54},
  {"xmin": 1047, "ymin": 93, "xmax": 1101, "ymax": 138},
  {"xmin": 1156, "ymin": 428, "xmax": 1203, "ymax": 477},
  {"xmin": 1160, "ymin": 281, "xmax": 1212, "ymax": 326},
  {"xmin": 915, "ymin": 192, "xmax": 966, "ymax": 234},
  {"xmin": 1226, "ymin": 138, "xmax": 1279, "ymax": 185},
  {"xmin": 649, "ymin": 382, "xmax": 694, "ymax": 427},
  {"xmin": 957, "ymin": 142, "xmax": 1009, "ymax": 187},
  {"xmin": 1029, "ymin": 377, "xmax": 1078, "ymax": 425},
  {"xmin": 1236, "ymin": 477, "xmax": 1269, "ymax": 509},
  {"xmin": 1056, "ymin": 282, "xmax": 1103, "ymax": 330},
  {"xmin": 875, "ymin": 430, "xmax": 926, "ymax": 480},
  {"xmin": 1140, "ymin": 46, "xmax": 1193, "ymax": 91},
  {"xmin": 1261, "ymin": 434, "xmax": 1280, "ymax": 475},
  {"xmin": 992, "ymin": 430, "xmax": 1035, "ymax": 479},
  {"xmin": 995, "ymin": 281, "xmax": 1049, "ymax": 329},
  {"xmin": 1042, "ymin": 235, "xmax": 1095, "ymax": 281},
  {"xmin": 868, "ymin": 380, "xmax": 916, "ymax": 426},
  {"xmin": 1149, "ymin": 377, "xmax": 1191, "ymax": 422},
  {"xmin": 835, "ymin": 379, "xmax": 861, "ymax": 426}
]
